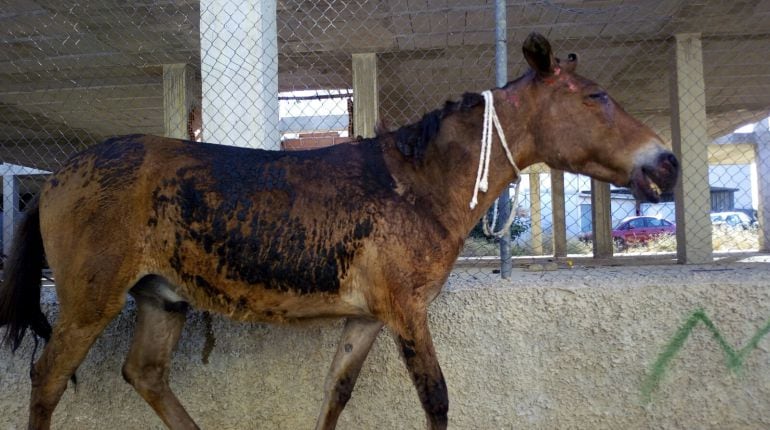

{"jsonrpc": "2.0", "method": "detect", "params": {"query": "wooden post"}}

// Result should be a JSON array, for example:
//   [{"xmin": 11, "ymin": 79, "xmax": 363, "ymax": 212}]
[
  {"xmin": 163, "ymin": 64, "xmax": 195, "ymax": 140},
  {"xmin": 670, "ymin": 33, "xmax": 712, "ymax": 263},
  {"xmin": 529, "ymin": 172, "xmax": 543, "ymax": 255},
  {"xmin": 352, "ymin": 53, "xmax": 378, "ymax": 139},
  {"xmin": 551, "ymin": 169, "xmax": 567, "ymax": 257},
  {"xmin": 591, "ymin": 179, "xmax": 613, "ymax": 258}
]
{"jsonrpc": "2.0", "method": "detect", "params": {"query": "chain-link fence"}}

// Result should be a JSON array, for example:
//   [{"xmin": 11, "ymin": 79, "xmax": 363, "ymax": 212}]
[{"xmin": 2, "ymin": 0, "xmax": 769, "ymax": 277}]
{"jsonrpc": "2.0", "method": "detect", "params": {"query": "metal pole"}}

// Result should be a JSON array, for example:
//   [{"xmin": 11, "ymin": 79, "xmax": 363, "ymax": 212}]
[{"xmin": 494, "ymin": 0, "xmax": 512, "ymax": 278}]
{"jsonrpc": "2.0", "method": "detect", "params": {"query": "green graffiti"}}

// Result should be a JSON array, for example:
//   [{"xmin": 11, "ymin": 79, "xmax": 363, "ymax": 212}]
[{"xmin": 641, "ymin": 309, "xmax": 770, "ymax": 403}]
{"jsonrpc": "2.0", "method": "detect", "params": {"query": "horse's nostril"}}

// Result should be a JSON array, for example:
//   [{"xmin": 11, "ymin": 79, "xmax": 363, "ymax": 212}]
[{"xmin": 659, "ymin": 152, "xmax": 679, "ymax": 171}]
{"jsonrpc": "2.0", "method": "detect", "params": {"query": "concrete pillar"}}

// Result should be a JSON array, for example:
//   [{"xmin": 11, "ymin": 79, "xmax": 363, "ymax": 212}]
[
  {"xmin": 163, "ymin": 64, "xmax": 196, "ymax": 140},
  {"xmin": 352, "ymin": 53, "xmax": 378, "ymax": 139},
  {"xmin": 755, "ymin": 120, "xmax": 770, "ymax": 251},
  {"xmin": 591, "ymin": 179, "xmax": 613, "ymax": 258},
  {"xmin": 670, "ymin": 33, "xmax": 712, "ymax": 263},
  {"xmin": 551, "ymin": 170, "xmax": 567, "ymax": 257},
  {"xmin": 529, "ymin": 172, "xmax": 543, "ymax": 255},
  {"xmin": 2, "ymin": 174, "xmax": 19, "ymax": 257},
  {"xmin": 200, "ymin": 0, "xmax": 279, "ymax": 149}
]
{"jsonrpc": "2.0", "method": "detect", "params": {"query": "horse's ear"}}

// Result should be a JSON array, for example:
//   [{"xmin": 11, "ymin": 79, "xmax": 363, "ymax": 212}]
[{"xmin": 522, "ymin": 32, "xmax": 555, "ymax": 76}]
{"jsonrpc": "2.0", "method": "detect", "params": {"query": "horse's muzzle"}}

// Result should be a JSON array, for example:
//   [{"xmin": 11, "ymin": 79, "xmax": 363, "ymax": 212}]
[{"xmin": 629, "ymin": 151, "xmax": 679, "ymax": 203}]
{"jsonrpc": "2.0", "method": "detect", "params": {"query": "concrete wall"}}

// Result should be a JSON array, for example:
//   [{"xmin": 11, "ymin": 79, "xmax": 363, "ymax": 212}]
[{"xmin": 3, "ymin": 263, "xmax": 770, "ymax": 429}]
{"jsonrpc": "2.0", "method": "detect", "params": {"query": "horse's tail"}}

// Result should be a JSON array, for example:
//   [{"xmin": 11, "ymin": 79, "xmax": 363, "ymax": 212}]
[{"xmin": 0, "ymin": 199, "xmax": 51, "ymax": 351}]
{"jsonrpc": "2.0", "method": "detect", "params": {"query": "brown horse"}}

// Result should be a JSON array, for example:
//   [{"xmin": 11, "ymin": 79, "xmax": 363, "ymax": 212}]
[{"xmin": 0, "ymin": 33, "xmax": 678, "ymax": 430}]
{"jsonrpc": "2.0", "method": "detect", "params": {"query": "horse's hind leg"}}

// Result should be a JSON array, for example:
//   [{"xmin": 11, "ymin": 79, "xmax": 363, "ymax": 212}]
[
  {"xmin": 315, "ymin": 317, "xmax": 383, "ymax": 430},
  {"xmin": 122, "ymin": 278, "xmax": 198, "ymax": 430},
  {"xmin": 28, "ymin": 283, "xmax": 126, "ymax": 429}
]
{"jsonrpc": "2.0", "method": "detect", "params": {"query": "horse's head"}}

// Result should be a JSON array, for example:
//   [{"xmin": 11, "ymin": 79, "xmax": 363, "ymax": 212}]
[{"xmin": 504, "ymin": 33, "xmax": 678, "ymax": 203}]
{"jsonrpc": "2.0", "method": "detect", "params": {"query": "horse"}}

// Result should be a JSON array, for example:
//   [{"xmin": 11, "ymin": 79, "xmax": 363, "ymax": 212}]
[{"xmin": 0, "ymin": 33, "xmax": 678, "ymax": 430}]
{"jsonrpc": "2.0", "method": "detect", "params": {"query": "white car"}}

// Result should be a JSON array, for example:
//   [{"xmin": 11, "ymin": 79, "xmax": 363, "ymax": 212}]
[{"xmin": 710, "ymin": 211, "xmax": 753, "ymax": 230}]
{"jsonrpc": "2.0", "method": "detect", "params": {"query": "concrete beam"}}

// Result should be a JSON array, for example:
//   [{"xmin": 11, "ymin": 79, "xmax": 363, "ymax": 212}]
[
  {"xmin": 352, "ymin": 53, "xmax": 378, "ymax": 139},
  {"xmin": 551, "ymin": 170, "xmax": 567, "ymax": 257},
  {"xmin": 708, "ymin": 143, "xmax": 756, "ymax": 165},
  {"xmin": 163, "ymin": 63, "xmax": 195, "ymax": 140},
  {"xmin": 591, "ymin": 179, "xmax": 613, "ymax": 258},
  {"xmin": 670, "ymin": 33, "xmax": 712, "ymax": 264}
]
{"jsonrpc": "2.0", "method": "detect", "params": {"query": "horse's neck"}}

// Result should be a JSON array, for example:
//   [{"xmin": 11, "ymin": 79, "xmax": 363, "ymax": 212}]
[{"xmin": 384, "ymin": 108, "xmax": 531, "ymax": 240}]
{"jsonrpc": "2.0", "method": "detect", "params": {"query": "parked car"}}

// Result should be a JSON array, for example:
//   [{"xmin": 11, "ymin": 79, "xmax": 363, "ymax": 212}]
[
  {"xmin": 735, "ymin": 208, "xmax": 759, "ymax": 227},
  {"xmin": 710, "ymin": 211, "xmax": 754, "ymax": 230},
  {"xmin": 579, "ymin": 216, "xmax": 676, "ymax": 250}
]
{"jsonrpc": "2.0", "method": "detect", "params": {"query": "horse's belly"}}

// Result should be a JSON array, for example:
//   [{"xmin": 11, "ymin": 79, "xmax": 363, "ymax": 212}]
[{"xmin": 178, "ymin": 273, "xmax": 368, "ymax": 323}]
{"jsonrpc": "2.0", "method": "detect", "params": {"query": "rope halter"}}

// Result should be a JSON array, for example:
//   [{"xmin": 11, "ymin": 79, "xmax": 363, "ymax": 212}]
[{"xmin": 470, "ymin": 90, "xmax": 522, "ymax": 238}]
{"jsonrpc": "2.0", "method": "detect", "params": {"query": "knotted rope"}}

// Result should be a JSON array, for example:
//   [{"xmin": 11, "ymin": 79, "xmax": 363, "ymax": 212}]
[{"xmin": 470, "ymin": 90, "xmax": 522, "ymax": 238}]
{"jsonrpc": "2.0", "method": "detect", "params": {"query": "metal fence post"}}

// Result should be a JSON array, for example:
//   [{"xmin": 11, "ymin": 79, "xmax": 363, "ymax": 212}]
[{"xmin": 495, "ymin": 0, "xmax": 512, "ymax": 278}]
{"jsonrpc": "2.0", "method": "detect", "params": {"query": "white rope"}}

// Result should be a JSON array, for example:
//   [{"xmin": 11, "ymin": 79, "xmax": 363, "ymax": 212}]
[{"xmin": 470, "ymin": 90, "xmax": 522, "ymax": 238}]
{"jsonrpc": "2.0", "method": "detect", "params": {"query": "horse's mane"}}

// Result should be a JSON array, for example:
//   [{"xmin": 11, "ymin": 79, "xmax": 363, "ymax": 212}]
[{"xmin": 383, "ymin": 92, "xmax": 484, "ymax": 162}]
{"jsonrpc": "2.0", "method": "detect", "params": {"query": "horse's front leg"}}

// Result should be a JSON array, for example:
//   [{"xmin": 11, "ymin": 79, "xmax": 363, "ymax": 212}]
[
  {"xmin": 315, "ymin": 317, "xmax": 384, "ymax": 430},
  {"xmin": 392, "ymin": 310, "xmax": 449, "ymax": 430}
]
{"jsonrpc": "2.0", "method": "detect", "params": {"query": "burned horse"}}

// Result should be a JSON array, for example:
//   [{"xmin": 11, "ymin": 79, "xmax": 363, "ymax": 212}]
[{"xmin": 0, "ymin": 33, "xmax": 678, "ymax": 429}]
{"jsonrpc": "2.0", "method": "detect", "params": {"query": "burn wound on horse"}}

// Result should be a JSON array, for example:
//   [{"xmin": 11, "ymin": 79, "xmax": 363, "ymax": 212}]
[
  {"xmin": 82, "ymin": 134, "xmax": 146, "ymax": 190},
  {"xmin": 397, "ymin": 336, "xmax": 449, "ymax": 418},
  {"xmin": 53, "ymin": 134, "xmax": 146, "ymax": 194},
  {"xmin": 400, "ymin": 338, "xmax": 418, "ymax": 359},
  {"xmin": 334, "ymin": 375, "xmax": 355, "ymax": 404},
  {"xmin": 152, "ymin": 143, "xmax": 385, "ymax": 297},
  {"xmin": 420, "ymin": 375, "xmax": 449, "ymax": 418}
]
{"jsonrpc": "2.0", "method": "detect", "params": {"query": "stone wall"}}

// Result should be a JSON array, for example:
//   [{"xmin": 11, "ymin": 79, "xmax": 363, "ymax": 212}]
[{"xmin": 2, "ymin": 262, "xmax": 770, "ymax": 429}]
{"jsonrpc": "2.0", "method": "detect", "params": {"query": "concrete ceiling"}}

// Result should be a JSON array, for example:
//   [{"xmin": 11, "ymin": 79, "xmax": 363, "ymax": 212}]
[{"xmin": 1, "ymin": 0, "xmax": 769, "ymax": 171}]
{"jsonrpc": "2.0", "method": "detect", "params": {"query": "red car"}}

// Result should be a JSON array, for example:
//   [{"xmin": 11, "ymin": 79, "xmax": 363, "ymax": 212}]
[{"xmin": 580, "ymin": 216, "xmax": 676, "ymax": 250}]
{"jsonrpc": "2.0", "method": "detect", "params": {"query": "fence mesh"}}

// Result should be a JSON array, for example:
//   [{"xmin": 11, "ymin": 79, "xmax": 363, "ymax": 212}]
[{"xmin": 1, "ymin": 0, "xmax": 769, "ymax": 278}]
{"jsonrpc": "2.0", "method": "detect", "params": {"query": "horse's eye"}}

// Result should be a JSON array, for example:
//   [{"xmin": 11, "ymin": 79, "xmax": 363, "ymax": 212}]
[{"xmin": 588, "ymin": 92, "xmax": 608, "ymax": 103}]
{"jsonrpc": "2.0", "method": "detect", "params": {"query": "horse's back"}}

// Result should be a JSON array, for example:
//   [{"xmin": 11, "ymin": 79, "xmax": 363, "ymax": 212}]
[{"xmin": 39, "ymin": 134, "xmax": 404, "ymax": 320}]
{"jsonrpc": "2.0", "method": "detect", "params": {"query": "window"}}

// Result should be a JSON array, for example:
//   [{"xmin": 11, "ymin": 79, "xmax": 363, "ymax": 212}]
[
  {"xmin": 646, "ymin": 218, "xmax": 659, "ymax": 227},
  {"xmin": 646, "ymin": 218, "xmax": 668, "ymax": 227}
]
